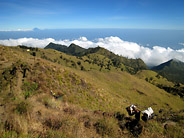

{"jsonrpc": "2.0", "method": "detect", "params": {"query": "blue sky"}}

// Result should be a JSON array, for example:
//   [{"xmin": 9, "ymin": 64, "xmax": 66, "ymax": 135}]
[{"xmin": 0, "ymin": 0, "xmax": 184, "ymax": 30}]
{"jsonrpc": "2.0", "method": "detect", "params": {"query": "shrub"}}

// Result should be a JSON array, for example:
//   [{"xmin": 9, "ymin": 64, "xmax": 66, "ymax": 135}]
[
  {"xmin": 22, "ymin": 81, "xmax": 38, "ymax": 99},
  {"xmin": 81, "ymin": 66, "xmax": 85, "ymax": 71},
  {"xmin": 77, "ymin": 61, "xmax": 81, "ymax": 65},
  {"xmin": 15, "ymin": 101, "xmax": 28, "ymax": 115},
  {"xmin": 41, "ymin": 96, "xmax": 60, "ymax": 109},
  {"xmin": 44, "ymin": 117, "xmax": 63, "ymax": 130},
  {"xmin": 4, "ymin": 120, "xmax": 14, "ymax": 131}
]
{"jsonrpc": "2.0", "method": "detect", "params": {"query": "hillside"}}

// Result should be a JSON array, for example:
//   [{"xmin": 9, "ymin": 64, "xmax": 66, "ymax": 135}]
[
  {"xmin": 136, "ymin": 70, "xmax": 174, "ymax": 87},
  {"xmin": 152, "ymin": 59, "xmax": 184, "ymax": 84},
  {"xmin": 0, "ymin": 45, "xmax": 184, "ymax": 138},
  {"xmin": 45, "ymin": 43, "xmax": 147, "ymax": 74},
  {"xmin": 136, "ymin": 70, "xmax": 184, "ymax": 98}
]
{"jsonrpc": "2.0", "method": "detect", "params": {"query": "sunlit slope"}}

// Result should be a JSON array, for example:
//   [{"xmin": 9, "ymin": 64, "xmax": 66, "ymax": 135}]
[
  {"xmin": 76, "ymin": 70, "xmax": 184, "ymax": 112},
  {"xmin": 1, "ymin": 45, "xmax": 184, "ymax": 138},
  {"xmin": 136, "ymin": 70, "xmax": 184, "ymax": 98},
  {"xmin": 1, "ymin": 45, "xmax": 183, "ymax": 113},
  {"xmin": 136, "ymin": 70, "xmax": 174, "ymax": 86}
]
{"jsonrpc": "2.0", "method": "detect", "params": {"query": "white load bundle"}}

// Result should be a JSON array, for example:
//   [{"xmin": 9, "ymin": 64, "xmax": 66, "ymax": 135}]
[{"xmin": 141, "ymin": 107, "xmax": 154, "ymax": 120}]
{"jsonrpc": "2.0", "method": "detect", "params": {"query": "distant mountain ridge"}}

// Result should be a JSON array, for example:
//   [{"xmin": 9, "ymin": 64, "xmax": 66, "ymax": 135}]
[
  {"xmin": 152, "ymin": 59, "xmax": 184, "ymax": 83},
  {"xmin": 45, "ymin": 42, "xmax": 147, "ymax": 74},
  {"xmin": 45, "ymin": 42, "xmax": 86, "ymax": 56},
  {"xmin": 33, "ymin": 27, "xmax": 41, "ymax": 31}
]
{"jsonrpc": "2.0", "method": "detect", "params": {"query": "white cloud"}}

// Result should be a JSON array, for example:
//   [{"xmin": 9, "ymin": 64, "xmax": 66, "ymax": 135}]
[
  {"xmin": 0, "ymin": 36, "xmax": 184, "ymax": 66},
  {"xmin": 0, "ymin": 29, "xmax": 32, "ymax": 31},
  {"xmin": 0, "ymin": 38, "xmax": 54, "ymax": 48},
  {"xmin": 179, "ymin": 43, "xmax": 184, "ymax": 46}
]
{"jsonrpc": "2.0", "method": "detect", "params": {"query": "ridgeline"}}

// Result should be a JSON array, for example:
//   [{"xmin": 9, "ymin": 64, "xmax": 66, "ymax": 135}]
[{"xmin": 45, "ymin": 43, "xmax": 148, "ymax": 74}]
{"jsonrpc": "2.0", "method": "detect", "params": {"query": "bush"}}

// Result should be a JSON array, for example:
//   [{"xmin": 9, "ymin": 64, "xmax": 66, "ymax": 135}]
[
  {"xmin": 77, "ymin": 61, "xmax": 81, "ymax": 65},
  {"xmin": 81, "ymin": 66, "xmax": 85, "ymax": 71},
  {"xmin": 15, "ymin": 101, "xmax": 28, "ymax": 115},
  {"xmin": 44, "ymin": 117, "xmax": 63, "ymax": 130},
  {"xmin": 3, "ymin": 115, "xmax": 29, "ymax": 136},
  {"xmin": 22, "ymin": 81, "xmax": 38, "ymax": 99},
  {"xmin": 41, "ymin": 96, "xmax": 59, "ymax": 109}
]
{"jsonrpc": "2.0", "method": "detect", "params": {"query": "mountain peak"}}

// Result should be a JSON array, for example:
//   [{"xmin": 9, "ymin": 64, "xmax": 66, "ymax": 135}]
[
  {"xmin": 171, "ymin": 58, "xmax": 183, "ymax": 63},
  {"xmin": 152, "ymin": 59, "xmax": 184, "ymax": 83},
  {"xmin": 45, "ymin": 42, "xmax": 67, "ymax": 51},
  {"xmin": 69, "ymin": 43, "xmax": 84, "ymax": 49},
  {"xmin": 68, "ymin": 43, "xmax": 86, "ymax": 55},
  {"xmin": 153, "ymin": 58, "xmax": 183, "ymax": 70},
  {"xmin": 33, "ymin": 27, "xmax": 40, "ymax": 31}
]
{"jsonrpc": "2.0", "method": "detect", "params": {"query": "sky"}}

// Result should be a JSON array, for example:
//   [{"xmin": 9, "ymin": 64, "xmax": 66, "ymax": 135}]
[{"xmin": 0, "ymin": 0, "xmax": 184, "ymax": 30}]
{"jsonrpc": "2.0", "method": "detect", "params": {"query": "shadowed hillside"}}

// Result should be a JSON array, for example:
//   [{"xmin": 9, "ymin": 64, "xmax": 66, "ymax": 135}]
[{"xmin": 0, "ymin": 45, "xmax": 184, "ymax": 138}]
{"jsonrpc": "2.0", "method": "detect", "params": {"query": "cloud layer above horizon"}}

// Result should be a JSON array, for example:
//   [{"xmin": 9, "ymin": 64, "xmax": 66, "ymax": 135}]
[{"xmin": 0, "ymin": 36, "xmax": 184, "ymax": 66}]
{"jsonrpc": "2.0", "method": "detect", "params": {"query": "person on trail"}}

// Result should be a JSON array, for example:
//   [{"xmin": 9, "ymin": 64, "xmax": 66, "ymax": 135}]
[
  {"xmin": 126, "ymin": 105, "xmax": 141, "ymax": 121},
  {"xmin": 125, "ymin": 105, "xmax": 142, "ymax": 136},
  {"xmin": 126, "ymin": 105, "xmax": 154, "ymax": 122},
  {"xmin": 51, "ymin": 90, "xmax": 57, "ymax": 98},
  {"xmin": 51, "ymin": 90, "xmax": 55, "ymax": 95}
]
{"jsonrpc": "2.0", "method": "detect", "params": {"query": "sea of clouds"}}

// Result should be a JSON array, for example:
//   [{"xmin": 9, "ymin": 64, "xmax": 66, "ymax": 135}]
[{"xmin": 0, "ymin": 36, "xmax": 184, "ymax": 66}]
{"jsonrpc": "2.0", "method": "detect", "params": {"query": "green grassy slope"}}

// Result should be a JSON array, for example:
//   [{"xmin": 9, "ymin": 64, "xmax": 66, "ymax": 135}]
[
  {"xmin": 136, "ymin": 70, "xmax": 174, "ymax": 87},
  {"xmin": 0, "ymin": 45, "xmax": 184, "ymax": 138},
  {"xmin": 136, "ymin": 70, "xmax": 184, "ymax": 98}
]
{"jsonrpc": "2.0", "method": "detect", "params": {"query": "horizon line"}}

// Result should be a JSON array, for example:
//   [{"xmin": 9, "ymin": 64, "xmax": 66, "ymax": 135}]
[{"xmin": 0, "ymin": 28, "xmax": 184, "ymax": 32}]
